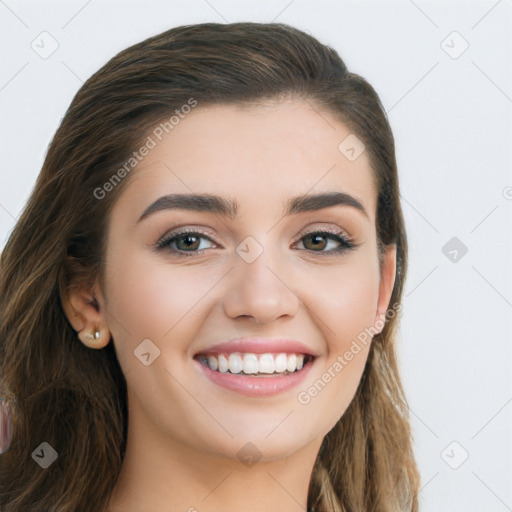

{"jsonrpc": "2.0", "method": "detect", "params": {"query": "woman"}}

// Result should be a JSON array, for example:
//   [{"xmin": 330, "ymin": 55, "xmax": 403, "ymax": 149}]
[{"xmin": 0, "ymin": 22, "xmax": 420, "ymax": 511}]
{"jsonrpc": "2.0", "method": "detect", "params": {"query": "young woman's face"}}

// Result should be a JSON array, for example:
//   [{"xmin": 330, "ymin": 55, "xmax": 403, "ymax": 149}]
[{"xmin": 97, "ymin": 98, "xmax": 395, "ymax": 462}]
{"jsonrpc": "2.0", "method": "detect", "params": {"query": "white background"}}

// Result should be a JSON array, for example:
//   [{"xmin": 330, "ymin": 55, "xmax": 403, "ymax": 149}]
[{"xmin": 1, "ymin": 1, "xmax": 511, "ymax": 510}]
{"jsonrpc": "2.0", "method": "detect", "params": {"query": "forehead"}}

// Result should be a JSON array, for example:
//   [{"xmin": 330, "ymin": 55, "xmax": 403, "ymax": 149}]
[{"xmin": 117, "ymin": 98, "xmax": 377, "ymax": 224}]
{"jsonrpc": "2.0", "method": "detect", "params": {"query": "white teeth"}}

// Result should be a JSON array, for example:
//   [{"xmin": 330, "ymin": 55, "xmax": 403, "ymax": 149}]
[
  {"xmin": 286, "ymin": 354, "xmax": 297, "ymax": 372},
  {"xmin": 258, "ymin": 354, "xmax": 275, "ymax": 374},
  {"xmin": 199, "ymin": 352, "xmax": 312, "ymax": 374},
  {"xmin": 218, "ymin": 354, "xmax": 229, "ymax": 373},
  {"xmin": 228, "ymin": 353, "xmax": 243, "ymax": 374},
  {"xmin": 243, "ymin": 353, "xmax": 259, "ymax": 374},
  {"xmin": 207, "ymin": 355, "xmax": 218, "ymax": 371},
  {"xmin": 274, "ymin": 353, "xmax": 287, "ymax": 373}
]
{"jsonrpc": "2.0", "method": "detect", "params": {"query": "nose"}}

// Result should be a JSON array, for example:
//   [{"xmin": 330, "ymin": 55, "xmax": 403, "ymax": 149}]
[{"xmin": 222, "ymin": 244, "xmax": 300, "ymax": 324}]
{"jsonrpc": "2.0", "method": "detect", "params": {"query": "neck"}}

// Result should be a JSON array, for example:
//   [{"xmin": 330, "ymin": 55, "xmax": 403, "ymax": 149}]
[{"xmin": 107, "ymin": 394, "xmax": 323, "ymax": 512}]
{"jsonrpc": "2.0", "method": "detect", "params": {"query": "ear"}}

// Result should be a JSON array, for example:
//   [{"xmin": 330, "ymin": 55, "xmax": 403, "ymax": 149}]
[
  {"xmin": 373, "ymin": 244, "xmax": 397, "ymax": 334},
  {"xmin": 59, "ymin": 275, "xmax": 111, "ymax": 349}
]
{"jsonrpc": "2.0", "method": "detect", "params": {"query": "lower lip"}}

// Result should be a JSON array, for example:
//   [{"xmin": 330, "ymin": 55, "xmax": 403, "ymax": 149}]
[{"xmin": 194, "ymin": 357, "xmax": 315, "ymax": 397}]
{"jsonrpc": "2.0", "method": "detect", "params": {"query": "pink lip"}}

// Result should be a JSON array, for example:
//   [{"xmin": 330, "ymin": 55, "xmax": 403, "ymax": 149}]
[
  {"xmin": 195, "ymin": 337, "xmax": 317, "ymax": 357},
  {"xmin": 194, "ymin": 356, "xmax": 315, "ymax": 397}
]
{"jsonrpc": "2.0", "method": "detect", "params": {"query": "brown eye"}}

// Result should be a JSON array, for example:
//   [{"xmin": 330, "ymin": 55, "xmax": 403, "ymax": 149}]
[
  {"xmin": 296, "ymin": 230, "xmax": 355, "ymax": 255},
  {"xmin": 302, "ymin": 233, "xmax": 329, "ymax": 251},
  {"xmin": 175, "ymin": 234, "xmax": 201, "ymax": 251},
  {"xmin": 156, "ymin": 230, "xmax": 215, "ymax": 255},
  {"xmin": 155, "ymin": 228, "xmax": 356, "ymax": 258}
]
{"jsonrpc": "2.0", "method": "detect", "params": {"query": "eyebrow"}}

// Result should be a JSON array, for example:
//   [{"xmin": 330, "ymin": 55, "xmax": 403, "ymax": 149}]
[{"xmin": 137, "ymin": 191, "xmax": 369, "ymax": 223}]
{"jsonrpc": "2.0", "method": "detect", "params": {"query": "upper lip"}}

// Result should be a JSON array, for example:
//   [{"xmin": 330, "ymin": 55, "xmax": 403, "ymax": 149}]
[{"xmin": 195, "ymin": 337, "xmax": 318, "ymax": 357}]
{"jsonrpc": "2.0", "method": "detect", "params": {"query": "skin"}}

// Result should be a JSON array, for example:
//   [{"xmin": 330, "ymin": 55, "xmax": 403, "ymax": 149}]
[{"xmin": 62, "ymin": 97, "xmax": 396, "ymax": 512}]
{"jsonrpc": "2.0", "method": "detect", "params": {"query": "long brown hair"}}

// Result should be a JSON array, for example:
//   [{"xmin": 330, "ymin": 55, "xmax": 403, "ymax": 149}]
[{"xmin": 0, "ymin": 22, "xmax": 420, "ymax": 511}]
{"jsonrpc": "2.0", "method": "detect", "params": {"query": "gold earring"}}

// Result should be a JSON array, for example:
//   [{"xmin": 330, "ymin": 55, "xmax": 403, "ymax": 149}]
[{"xmin": 84, "ymin": 330, "xmax": 101, "ymax": 343}]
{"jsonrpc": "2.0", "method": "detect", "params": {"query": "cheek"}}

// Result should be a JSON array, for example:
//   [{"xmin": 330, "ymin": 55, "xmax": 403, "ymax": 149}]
[
  {"xmin": 311, "ymin": 250, "xmax": 380, "ymax": 350},
  {"xmin": 103, "ymin": 244, "xmax": 223, "ymax": 361},
  {"xmin": 297, "ymin": 251, "xmax": 380, "ymax": 424},
  {"xmin": 118, "ymin": 261, "xmax": 200, "ymax": 330}
]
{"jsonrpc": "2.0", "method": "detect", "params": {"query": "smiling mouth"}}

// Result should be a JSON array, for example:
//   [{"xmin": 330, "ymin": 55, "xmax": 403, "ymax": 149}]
[{"xmin": 194, "ymin": 352, "xmax": 315, "ymax": 376}]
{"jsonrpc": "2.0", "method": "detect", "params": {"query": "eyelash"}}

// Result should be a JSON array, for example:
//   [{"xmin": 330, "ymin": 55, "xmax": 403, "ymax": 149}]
[{"xmin": 155, "ymin": 226, "xmax": 357, "ymax": 257}]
